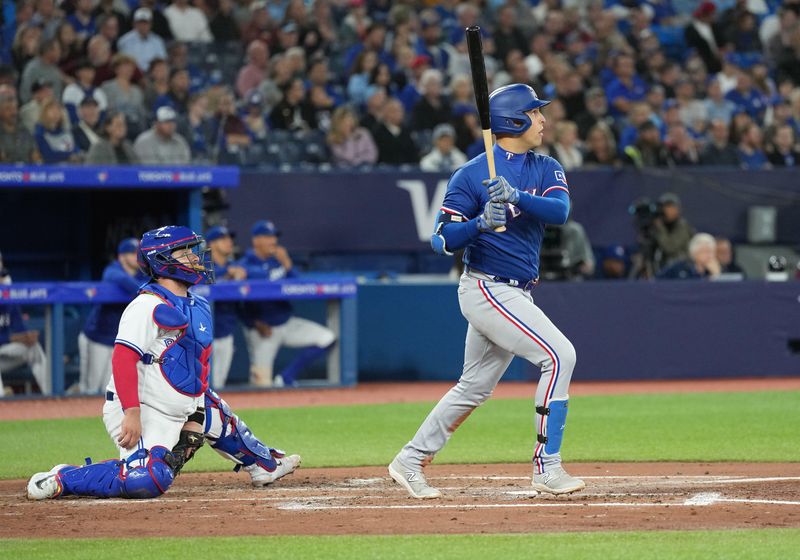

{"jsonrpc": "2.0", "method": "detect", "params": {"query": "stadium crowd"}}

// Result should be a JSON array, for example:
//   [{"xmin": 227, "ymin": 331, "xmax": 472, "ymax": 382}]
[{"xmin": 0, "ymin": 0, "xmax": 798, "ymax": 169}]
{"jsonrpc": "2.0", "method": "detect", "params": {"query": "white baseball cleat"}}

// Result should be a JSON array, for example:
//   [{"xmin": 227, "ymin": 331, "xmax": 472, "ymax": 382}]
[
  {"xmin": 388, "ymin": 456, "xmax": 442, "ymax": 499},
  {"xmin": 27, "ymin": 464, "xmax": 70, "ymax": 500},
  {"xmin": 532, "ymin": 465, "xmax": 586, "ymax": 495},
  {"xmin": 244, "ymin": 454, "xmax": 301, "ymax": 486}
]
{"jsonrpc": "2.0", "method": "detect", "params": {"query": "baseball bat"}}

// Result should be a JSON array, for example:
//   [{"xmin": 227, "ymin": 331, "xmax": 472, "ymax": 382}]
[{"xmin": 465, "ymin": 26, "xmax": 505, "ymax": 232}]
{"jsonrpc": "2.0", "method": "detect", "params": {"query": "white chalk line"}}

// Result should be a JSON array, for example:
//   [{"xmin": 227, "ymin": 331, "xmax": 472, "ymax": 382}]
[
  {"xmin": 683, "ymin": 492, "xmax": 800, "ymax": 507},
  {"xmin": 280, "ymin": 494, "xmax": 800, "ymax": 511},
  {"xmin": 430, "ymin": 475, "xmax": 800, "ymax": 484},
  {"xmin": 276, "ymin": 502, "xmax": 659, "ymax": 511}
]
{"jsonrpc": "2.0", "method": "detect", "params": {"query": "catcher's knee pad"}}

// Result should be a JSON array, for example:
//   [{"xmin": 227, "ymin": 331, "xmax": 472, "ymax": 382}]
[
  {"xmin": 204, "ymin": 388, "xmax": 281, "ymax": 472},
  {"xmin": 58, "ymin": 447, "xmax": 175, "ymax": 499},
  {"xmin": 537, "ymin": 399, "xmax": 569, "ymax": 455}
]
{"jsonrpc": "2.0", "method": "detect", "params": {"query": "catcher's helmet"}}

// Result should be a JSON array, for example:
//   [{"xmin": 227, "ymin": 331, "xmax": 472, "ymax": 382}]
[
  {"xmin": 138, "ymin": 225, "xmax": 215, "ymax": 285},
  {"xmin": 489, "ymin": 83, "xmax": 551, "ymax": 136}
]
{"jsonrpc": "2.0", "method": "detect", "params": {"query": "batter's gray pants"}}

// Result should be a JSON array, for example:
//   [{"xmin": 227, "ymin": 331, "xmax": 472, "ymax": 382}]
[{"xmin": 399, "ymin": 270, "xmax": 576, "ymax": 474}]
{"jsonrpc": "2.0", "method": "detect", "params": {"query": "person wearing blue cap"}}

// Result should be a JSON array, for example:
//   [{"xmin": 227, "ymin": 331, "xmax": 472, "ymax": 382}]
[
  {"xmin": 237, "ymin": 220, "xmax": 336, "ymax": 387},
  {"xmin": 206, "ymin": 225, "xmax": 247, "ymax": 388},
  {"xmin": 599, "ymin": 245, "xmax": 629, "ymax": 279},
  {"xmin": 74, "ymin": 238, "xmax": 149, "ymax": 394}
]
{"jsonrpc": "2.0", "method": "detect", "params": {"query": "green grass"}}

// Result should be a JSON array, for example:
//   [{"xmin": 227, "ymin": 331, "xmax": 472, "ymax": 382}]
[
  {"xmin": 1, "ymin": 390, "xmax": 798, "ymax": 479},
  {"xmin": 2, "ymin": 530, "xmax": 800, "ymax": 559}
]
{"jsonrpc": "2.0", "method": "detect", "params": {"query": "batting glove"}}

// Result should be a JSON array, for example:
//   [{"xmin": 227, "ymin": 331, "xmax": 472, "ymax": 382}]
[
  {"xmin": 483, "ymin": 176, "xmax": 519, "ymax": 205},
  {"xmin": 478, "ymin": 201, "xmax": 507, "ymax": 232}
]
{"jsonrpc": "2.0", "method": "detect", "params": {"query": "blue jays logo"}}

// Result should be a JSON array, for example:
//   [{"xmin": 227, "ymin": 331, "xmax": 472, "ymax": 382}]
[
  {"xmin": 554, "ymin": 170, "xmax": 567, "ymax": 185},
  {"xmin": 164, "ymin": 338, "xmax": 174, "ymax": 347}
]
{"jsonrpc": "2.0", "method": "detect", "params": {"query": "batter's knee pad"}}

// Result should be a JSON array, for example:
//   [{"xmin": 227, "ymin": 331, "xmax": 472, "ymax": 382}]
[
  {"xmin": 537, "ymin": 399, "xmax": 569, "ymax": 455},
  {"xmin": 58, "ymin": 447, "xmax": 176, "ymax": 499},
  {"xmin": 204, "ymin": 388, "xmax": 281, "ymax": 472}
]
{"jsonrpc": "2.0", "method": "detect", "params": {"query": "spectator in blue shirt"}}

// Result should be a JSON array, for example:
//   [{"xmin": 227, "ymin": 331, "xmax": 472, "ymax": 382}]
[
  {"xmin": 153, "ymin": 68, "xmax": 190, "ymax": 116},
  {"xmin": 117, "ymin": 8, "xmax": 167, "ymax": 72},
  {"xmin": 75, "ymin": 238, "xmax": 147, "ymax": 395},
  {"xmin": 347, "ymin": 49, "xmax": 379, "ymax": 107},
  {"xmin": 34, "ymin": 99, "xmax": 81, "ymax": 163},
  {"xmin": 736, "ymin": 122, "xmax": 770, "ymax": 169},
  {"xmin": 619, "ymin": 101, "xmax": 654, "ymax": 154},
  {"xmin": 725, "ymin": 69, "xmax": 767, "ymax": 123},
  {"xmin": 206, "ymin": 226, "xmax": 247, "ymax": 388},
  {"xmin": 67, "ymin": 0, "xmax": 97, "ymax": 43},
  {"xmin": 238, "ymin": 220, "xmax": 336, "ymax": 388},
  {"xmin": 704, "ymin": 78, "xmax": 736, "ymax": 123},
  {"xmin": 416, "ymin": 9, "xmax": 449, "ymax": 72},
  {"xmin": 604, "ymin": 53, "xmax": 649, "ymax": 119},
  {"xmin": 342, "ymin": 23, "xmax": 393, "ymax": 79},
  {"xmin": 0, "ymin": 251, "xmax": 48, "ymax": 396}
]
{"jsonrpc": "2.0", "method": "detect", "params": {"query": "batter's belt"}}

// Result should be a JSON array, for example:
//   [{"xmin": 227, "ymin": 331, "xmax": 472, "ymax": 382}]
[{"xmin": 465, "ymin": 267, "xmax": 539, "ymax": 293}]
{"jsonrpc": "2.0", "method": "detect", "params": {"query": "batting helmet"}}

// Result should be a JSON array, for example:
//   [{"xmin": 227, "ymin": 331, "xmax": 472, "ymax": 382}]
[
  {"xmin": 138, "ymin": 225, "xmax": 215, "ymax": 285},
  {"xmin": 489, "ymin": 83, "xmax": 551, "ymax": 136}
]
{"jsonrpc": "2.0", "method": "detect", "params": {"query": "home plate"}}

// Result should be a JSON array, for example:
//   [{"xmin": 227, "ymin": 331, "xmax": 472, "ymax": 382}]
[{"xmin": 683, "ymin": 492, "xmax": 722, "ymax": 506}]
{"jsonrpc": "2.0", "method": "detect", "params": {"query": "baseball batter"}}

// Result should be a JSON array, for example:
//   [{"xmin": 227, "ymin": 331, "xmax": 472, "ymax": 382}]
[
  {"xmin": 389, "ymin": 84, "xmax": 584, "ymax": 498},
  {"xmin": 239, "ymin": 220, "xmax": 336, "ymax": 387},
  {"xmin": 76, "ymin": 238, "xmax": 148, "ymax": 394},
  {"xmin": 27, "ymin": 226, "xmax": 300, "ymax": 500}
]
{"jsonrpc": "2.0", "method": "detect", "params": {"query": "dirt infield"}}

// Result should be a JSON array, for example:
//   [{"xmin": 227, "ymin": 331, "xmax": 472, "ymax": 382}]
[
  {"xmin": 3, "ymin": 379, "xmax": 799, "ymax": 537},
  {"xmin": 3, "ymin": 462, "xmax": 800, "ymax": 537}
]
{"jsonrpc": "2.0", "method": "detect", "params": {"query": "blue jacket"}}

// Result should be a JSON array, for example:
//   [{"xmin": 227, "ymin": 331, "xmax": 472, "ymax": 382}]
[
  {"xmin": 237, "ymin": 249, "xmax": 296, "ymax": 327},
  {"xmin": 210, "ymin": 259, "xmax": 241, "ymax": 338},
  {"xmin": 657, "ymin": 260, "xmax": 707, "ymax": 280},
  {"xmin": 0, "ymin": 304, "xmax": 26, "ymax": 344},
  {"xmin": 83, "ymin": 261, "xmax": 148, "ymax": 346}
]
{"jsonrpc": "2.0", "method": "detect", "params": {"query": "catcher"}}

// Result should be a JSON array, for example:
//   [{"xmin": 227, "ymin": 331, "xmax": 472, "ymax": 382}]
[{"xmin": 27, "ymin": 226, "xmax": 300, "ymax": 500}]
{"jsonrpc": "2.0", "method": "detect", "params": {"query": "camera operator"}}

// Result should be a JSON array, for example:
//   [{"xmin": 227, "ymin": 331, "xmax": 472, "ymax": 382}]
[
  {"xmin": 628, "ymin": 192, "xmax": 695, "ymax": 278},
  {"xmin": 652, "ymin": 193, "xmax": 695, "ymax": 272}
]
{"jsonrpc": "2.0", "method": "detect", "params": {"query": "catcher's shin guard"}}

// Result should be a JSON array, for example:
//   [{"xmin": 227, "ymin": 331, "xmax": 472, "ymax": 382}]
[
  {"xmin": 57, "ymin": 447, "xmax": 176, "ymax": 499},
  {"xmin": 204, "ymin": 388, "xmax": 284, "ymax": 472},
  {"xmin": 533, "ymin": 399, "xmax": 569, "ymax": 473}
]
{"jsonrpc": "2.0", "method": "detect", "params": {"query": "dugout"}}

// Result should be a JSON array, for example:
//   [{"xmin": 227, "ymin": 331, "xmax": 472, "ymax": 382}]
[{"xmin": 0, "ymin": 166, "xmax": 238, "ymax": 281}]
